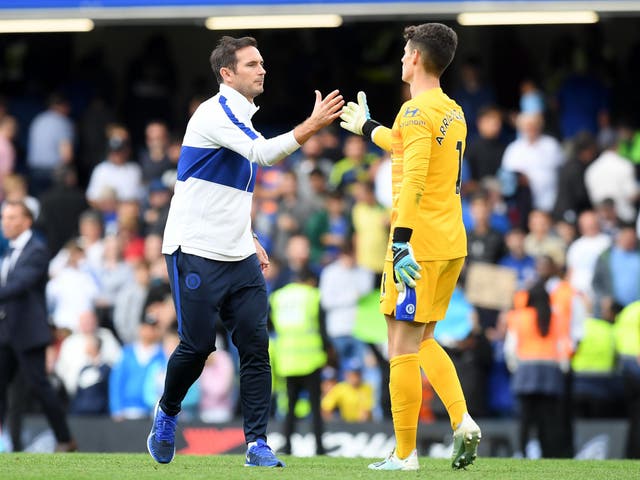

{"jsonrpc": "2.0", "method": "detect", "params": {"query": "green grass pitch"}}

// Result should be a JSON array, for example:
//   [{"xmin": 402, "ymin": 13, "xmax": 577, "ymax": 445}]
[{"xmin": 1, "ymin": 454, "xmax": 639, "ymax": 480}]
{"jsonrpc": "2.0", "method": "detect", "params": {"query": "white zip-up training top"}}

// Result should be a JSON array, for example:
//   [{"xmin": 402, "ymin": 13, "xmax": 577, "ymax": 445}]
[{"xmin": 162, "ymin": 84, "xmax": 301, "ymax": 261}]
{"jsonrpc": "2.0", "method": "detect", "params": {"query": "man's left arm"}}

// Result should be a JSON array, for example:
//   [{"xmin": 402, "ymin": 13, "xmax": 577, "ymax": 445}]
[
  {"xmin": 391, "ymin": 111, "xmax": 432, "ymax": 289},
  {"xmin": 0, "ymin": 247, "xmax": 48, "ymax": 302}
]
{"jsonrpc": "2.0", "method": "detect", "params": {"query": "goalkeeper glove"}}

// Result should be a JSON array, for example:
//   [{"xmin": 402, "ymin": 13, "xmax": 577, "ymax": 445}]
[
  {"xmin": 391, "ymin": 227, "xmax": 421, "ymax": 291},
  {"xmin": 392, "ymin": 242, "xmax": 421, "ymax": 291},
  {"xmin": 339, "ymin": 91, "xmax": 381, "ymax": 138}
]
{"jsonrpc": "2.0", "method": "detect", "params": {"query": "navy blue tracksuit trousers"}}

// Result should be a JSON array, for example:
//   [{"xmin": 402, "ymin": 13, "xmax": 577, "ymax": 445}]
[{"xmin": 160, "ymin": 248, "xmax": 271, "ymax": 443}]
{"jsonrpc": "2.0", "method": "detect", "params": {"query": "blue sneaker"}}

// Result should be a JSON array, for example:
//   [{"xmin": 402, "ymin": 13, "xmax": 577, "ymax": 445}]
[
  {"xmin": 245, "ymin": 439, "xmax": 286, "ymax": 467},
  {"xmin": 147, "ymin": 403, "xmax": 178, "ymax": 464}
]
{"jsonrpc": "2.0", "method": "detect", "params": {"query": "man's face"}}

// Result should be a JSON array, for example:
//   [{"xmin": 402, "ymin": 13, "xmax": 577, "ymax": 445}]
[
  {"xmin": 223, "ymin": 46, "xmax": 266, "ymax": 101},
  {"xmin": 401, "ymin": 41, "xmax": 417, "ymax": 84},
  {"xmin": 1, "ymin": 204, "xmax": 31, "ymax": 240}
]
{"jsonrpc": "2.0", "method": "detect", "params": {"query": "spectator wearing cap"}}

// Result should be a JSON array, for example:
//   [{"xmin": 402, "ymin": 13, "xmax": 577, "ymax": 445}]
[
  {"xmin": 26, "ymin": 92, "xmax": 74, "ymax": 196},
  {"xmin": 109, "ymin": 312, "xmax": 164, "ymax": 420},
  {"xmin": 86, "ymin": 124, "xmax": 143, "ymax": 206}
]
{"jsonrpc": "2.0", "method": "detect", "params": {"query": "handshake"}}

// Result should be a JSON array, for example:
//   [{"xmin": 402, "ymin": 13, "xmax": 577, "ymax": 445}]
[{"xmin": 339, "ymin": 91, "xmax": 381, "ymax": 138}]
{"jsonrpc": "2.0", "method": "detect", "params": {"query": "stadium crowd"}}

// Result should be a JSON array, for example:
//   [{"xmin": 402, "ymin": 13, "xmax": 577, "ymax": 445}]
[{"xmin": 1, "ymin": 41, "xmax": 640, "ymax": 458}]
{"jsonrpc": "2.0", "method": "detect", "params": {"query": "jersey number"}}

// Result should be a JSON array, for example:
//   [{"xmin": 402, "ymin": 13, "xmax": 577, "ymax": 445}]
[{"xmin": 455, "ymin": 140, "xmax": 463, "ymax": 195}]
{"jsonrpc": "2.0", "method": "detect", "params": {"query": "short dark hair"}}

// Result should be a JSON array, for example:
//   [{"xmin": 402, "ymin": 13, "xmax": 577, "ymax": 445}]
[
  {"xmin": 403, "ymin": 23, "xmax": 457, "ymax": 76},
  {"xmin": 209, "ymin": 36, "xmax": 258, "ymax": 85},
  {"xmin": 3, "ymin": 200, "xmax": 33, "ymax": 223}
]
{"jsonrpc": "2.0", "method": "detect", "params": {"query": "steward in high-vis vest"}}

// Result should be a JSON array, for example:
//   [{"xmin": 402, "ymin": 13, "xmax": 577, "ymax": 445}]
[
  {"xmin": 505, "ymin": 281, "xmax": 564, "ymax": 458},
  {"xmin": 571, "ymin": 309, "xmax": 618, "ymax": 417},
  {"xmin": 613, "ymin": 300, "xmax": 640, "ymax": 458},
  {"xmin": 269, "ymin": 268, "xmax": 328, "ymax": 456}
]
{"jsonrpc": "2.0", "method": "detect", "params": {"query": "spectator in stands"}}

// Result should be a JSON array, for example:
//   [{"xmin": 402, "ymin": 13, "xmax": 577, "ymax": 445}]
[
  {"xmin": 595, "ymin": 198, "xmax": 621, "ymax": 240},
  {"xmin": 305, "ymin": 190, "xmax": 351, "ymax": 267},
  {"xmin": 592, "ymin": 224, "xmax": 640, "ymax": 314},
  {"xmin": 46, "ymin": 240, "xmax": 99, "ymax": 333},
  {"xmin": 78, "ymin": 209, "xmax": 105, "ymax": 272},
  {"xmin": 69, "ymin": 335, "xmax": 112, "ymax": 415},
  {"xmin": 55, "ymin": 309, "xmax": 121, "ymax": 397},
  {"xmin": 199, "ymin": 345, "xmax": 236, "ymax": 423},
  {"xmin": 139, "ymin": 120, "xmax": 173, "ymax": 185},
  {"xmin": 373, "ymin": 152, "xmax": 392, "ymax": 209},
  {"xmin": 292, "ymin": 134, "xmax": 333, "ymax": 204},
  {"xmin": 552, "ymin": 132, "xmax": 597, "ymax": 225},
  {"xmin": 565, "ymin": 210, "xmax": 611, "ymax": 301},
  {"xmin": 116, "ymin": 201, "xmax": 145, "ymax": 263},
  {"xmin": 499, "ymin": 228, "xmax": 537, "ymax": 290},
  {"xmin": 26, "ymin": 92, "xmax": 74, "ymax": 195},
  {"xmin": 271, "ymin": 170, "xmax": 316, "ymax": 262},
  {"xmin": 2, "ymin": 174, "xmax": 39, "ymax": 221},
  {"xmin": 351, "ymin": 180, "xmax": 389, "ymax": 282},
  {"xmin": 35, "ymin": 166, "xmax": 88, "ymax": 256},
  {"xmin": 93, "ymin": 234, "xmax": 134, "ymax": 331},
  {"xmin": 321, "ymin": 359, "xmax": 374, "ymax": 423},
  {"xmin": 86, "ymin": 124, "xmax": 143, "ymax": 206},
  {"xmin": 585, "ymin": 134, "xmax": 638, "ymax": 223},
  {"xmin": 466, "ymin": 192, "xmax": 505, "ymax": 264},
  {"xmin": 141, "ymin": 179, "xmax": 172, "ymax": 236},
  {"xmin": 329, "ymin": 135, "xmax": 378, "ymax": 193},
  {"xmin": 319, "ymin": 243, "xmax": 373, "ymax": 379},
  {"xmin": 464, "ymin": 106, "xmax": 506, "ymax": 184},
  {"xmin": 143, "ymin": 233, "xmax": 163, "ymax": 266},
  {"xmin": 113, "ymin": 260, "xmax": 151, "ymax": 344},
  {"xmin": 452, "ymin": 57, "xmax": 496, "ymax": 140},
  {"xmin": 306, "ymin": 167, "xmax": 330, "ymax": 213},
  {"xmin": 109, "ymin": 313, "xmax": 164, "ymax": 420},
  {"xmin": 523, "ymin": 210, "xmax": 566, "ymax": 267},
  {"xmin": 0, "ymin": 115, "xmax": 17, "ymax": 198},
  {"xmin": 501, "ymin": 112, "xmax": 565, "ymax": 213}
]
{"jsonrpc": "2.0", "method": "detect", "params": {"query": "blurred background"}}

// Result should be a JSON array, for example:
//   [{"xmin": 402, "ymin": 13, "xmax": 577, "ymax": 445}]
[{"xmin": 1, "ymin": 0, "xmax": 640, "ymax": 461}]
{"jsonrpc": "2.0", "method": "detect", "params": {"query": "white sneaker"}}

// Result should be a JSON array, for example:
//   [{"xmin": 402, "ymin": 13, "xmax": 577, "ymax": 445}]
[
  {"xmin": 368, "ymin": 448, "xmax": 419, "ymax": 471},
  {"xmin": 451, "ymin": 413, "xmax": 481, "ymax": 469}
]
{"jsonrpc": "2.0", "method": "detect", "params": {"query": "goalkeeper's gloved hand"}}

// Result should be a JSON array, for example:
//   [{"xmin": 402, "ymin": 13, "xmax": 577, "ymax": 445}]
[
  {"xmin": 392, "ymin": 242, "xmax": 421, "ymax": 291},
  {"xmin": 339, "ymin": 91, "xmax": 381, "ymax": 137}
]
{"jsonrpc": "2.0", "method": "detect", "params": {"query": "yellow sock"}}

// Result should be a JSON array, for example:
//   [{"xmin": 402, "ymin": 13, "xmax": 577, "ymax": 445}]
[
  {"xmin": 389, "ymin": 353, "xmax": 421, "ymax": 459},
  {"xmin": 419, "ymin": 338, "xmax": 467, "ymax": 429}
]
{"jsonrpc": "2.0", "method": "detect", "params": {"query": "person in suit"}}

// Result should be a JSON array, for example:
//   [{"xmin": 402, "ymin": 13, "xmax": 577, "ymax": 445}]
[{"xmin": 0, "ymin": 200, "xmax": 76, "ymax": 452}]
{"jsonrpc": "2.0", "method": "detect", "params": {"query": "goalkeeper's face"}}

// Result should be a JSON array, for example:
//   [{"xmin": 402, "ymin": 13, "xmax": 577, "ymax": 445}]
[{"xmin": 226, "ymin": 46, "xmax": 266, "ymax": 102}]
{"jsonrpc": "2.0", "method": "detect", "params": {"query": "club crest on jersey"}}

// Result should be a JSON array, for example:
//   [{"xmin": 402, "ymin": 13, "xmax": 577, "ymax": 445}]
[{"xmin": 403, "ymin": 106, "xmax": 420, "ymax": 117}]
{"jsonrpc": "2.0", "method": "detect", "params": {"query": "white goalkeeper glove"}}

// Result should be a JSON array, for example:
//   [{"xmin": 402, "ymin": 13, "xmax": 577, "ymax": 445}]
[{"xmin": 339, "ymin": 91, "xmax": 381, "ymax": 137}]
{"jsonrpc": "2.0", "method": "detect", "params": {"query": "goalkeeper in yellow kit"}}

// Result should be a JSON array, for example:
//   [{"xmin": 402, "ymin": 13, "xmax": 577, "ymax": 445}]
[{"xmin": 340, "ymin": 23, "xmax": 481, "ymax": 471}]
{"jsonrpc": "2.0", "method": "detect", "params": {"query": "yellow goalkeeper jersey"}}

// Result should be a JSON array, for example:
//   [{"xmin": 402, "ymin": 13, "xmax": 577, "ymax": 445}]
[{"xmin": 373, "ymin": 87, "xmax": 467, "ymax": 261}]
